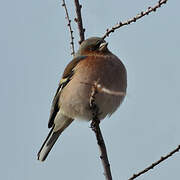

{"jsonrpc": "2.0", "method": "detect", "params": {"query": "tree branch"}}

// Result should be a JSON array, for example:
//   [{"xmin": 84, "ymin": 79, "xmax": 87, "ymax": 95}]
[
  {"xmin": 102, "ymin": 0, "xmax": 168, "ymax": 39},
  {"xmin": 90, "ymin": 83, "xmax": 112, "ymax": 180},
  {"xmin": 128, "ymin": 144, "xmax": 180, "ymax": 180},
  {"xmin": 80, "ymin": 81, "xmax": 126, "ymax": 97},
  {"xmin": 74, "ymin": 0, "xmax": 85, "ymax": 44},
  {"xmin": 62, "ymin": 0, "xmax": 75, "ymax": 56},
  {"xmin": 96, "ymin": 83, "xmax": 126, "ymax": 97}
]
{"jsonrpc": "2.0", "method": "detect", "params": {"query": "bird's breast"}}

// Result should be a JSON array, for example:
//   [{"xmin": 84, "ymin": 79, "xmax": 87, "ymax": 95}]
[{"xmin": 59, "ymin": 55, "xmax": 127, "ymax": 121}]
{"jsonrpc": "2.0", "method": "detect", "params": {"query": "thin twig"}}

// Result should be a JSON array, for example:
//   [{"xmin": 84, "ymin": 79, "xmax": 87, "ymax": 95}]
[
  {"xmin": 128, "ymin": 144, "xmax": 180, "ymax": 180},
  {"xmin": 62, "ymin": 0, "xmax": 75, "ymax": 56},
  {"xmin": 74, "ymin": 0, "xmax": 85, "ymax": 44},
  {"xmin": 102, "ymin": 0, "xmax": 168, "ymax": 39},
  {"xmin": 90, "ymin": 83, "xmax": 112, "ymax": 180},
  {"xmin": 80, "ymin": 81, "xmax": 126, "ymax": 97},
  {"xmin": 96, "ymin": 83, "xmax": 126, "ymax": 97}
]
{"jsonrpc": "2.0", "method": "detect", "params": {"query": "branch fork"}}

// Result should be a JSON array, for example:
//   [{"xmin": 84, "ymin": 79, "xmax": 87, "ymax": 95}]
[{"xmin": 89, "ymin": 82, "xmax": 113, "ymax": 180}]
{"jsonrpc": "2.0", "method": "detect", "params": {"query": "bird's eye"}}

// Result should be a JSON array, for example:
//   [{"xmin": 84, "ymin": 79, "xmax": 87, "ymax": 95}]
[{"xmin": 90, "ymin": 41, "xmax": 102, "ymax": 51}]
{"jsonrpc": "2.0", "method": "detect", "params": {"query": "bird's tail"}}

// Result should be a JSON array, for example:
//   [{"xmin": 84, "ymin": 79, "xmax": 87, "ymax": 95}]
[
  {"xmin": 37, "ymin": 125, "xmax": 61, "ymax": 161},
  {"xmin": 37, "ymin": 115, "xmax": 73, "ymax": 161}
]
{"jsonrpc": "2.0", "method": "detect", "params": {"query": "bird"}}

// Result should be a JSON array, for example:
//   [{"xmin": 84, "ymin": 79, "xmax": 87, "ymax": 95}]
[{"xmin": 37, "ymin": 37, "xmax": 127, "ymax": 161}]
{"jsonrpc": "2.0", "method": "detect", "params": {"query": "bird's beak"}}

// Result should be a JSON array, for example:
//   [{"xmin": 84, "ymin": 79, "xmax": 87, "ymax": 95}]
[{"xmin": 99, "ymin": 42, "xmax": 108, "ymax": 51}]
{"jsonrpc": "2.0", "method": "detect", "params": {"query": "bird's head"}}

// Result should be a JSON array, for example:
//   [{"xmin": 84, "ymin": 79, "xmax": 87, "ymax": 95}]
[{"xmin": 76, "ymin": 37, "xmax": 110, "ymax": 56}]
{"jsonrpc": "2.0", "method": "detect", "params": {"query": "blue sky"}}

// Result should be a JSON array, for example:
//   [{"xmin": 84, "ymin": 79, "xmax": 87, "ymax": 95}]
[{"xmin": 1, "ymin": 0, "xmax": 180, "ymax": 180}]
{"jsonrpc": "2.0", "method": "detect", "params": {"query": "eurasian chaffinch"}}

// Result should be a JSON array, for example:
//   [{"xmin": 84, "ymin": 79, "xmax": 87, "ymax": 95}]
[{"xmin": 37, "ymin": 37, "xmax": 127, "ymax": 161}]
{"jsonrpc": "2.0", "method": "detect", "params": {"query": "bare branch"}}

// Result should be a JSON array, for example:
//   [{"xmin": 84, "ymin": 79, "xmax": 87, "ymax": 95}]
[
  {"xmin": 74, "ymin": 0, "xmax": 85, "ymax": 44},
  {"xmin": 128, "ymin": 144, "xmax": 180, "ymax": 180},
  {"xmin": 102, "ymin": 0, "xmax": 168, "ymax": 39},
  {"xmin": 80, "ymin": 81, "xmax": 126, "ymax": 97},
  {"xmin": 96, "ymin": 82, "xmax": 126, "ymax": 97},
  {"xmin": 62, "ymin": 0, "xmax": 75, "ymax": 56},
  {"xmin": 90, "ymin": 83, "xmax": 113, "ymax": 180}
]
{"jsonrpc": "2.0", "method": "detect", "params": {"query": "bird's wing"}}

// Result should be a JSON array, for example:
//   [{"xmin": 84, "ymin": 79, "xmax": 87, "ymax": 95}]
[{"xmin": 48, "ymin": 55, "xmax": 87, "ymax": 128}]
